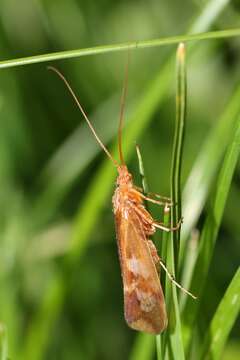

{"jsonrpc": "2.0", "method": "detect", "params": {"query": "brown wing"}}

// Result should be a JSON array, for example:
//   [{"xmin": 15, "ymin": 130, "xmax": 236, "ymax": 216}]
[{"xmin": 115, "ymin": 204, "xmax": 167, "ymax": 334}]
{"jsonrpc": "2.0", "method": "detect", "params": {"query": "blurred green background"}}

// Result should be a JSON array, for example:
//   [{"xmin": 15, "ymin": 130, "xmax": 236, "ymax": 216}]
[{"xmin": 0, "ymin": 0, "xmax": 239, "ymax": 359}]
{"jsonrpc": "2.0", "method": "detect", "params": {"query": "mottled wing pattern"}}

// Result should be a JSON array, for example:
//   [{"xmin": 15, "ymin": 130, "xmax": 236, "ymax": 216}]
[{"xmin": 115, "ymin": 204, "xmax": 167, "ymax": 334}]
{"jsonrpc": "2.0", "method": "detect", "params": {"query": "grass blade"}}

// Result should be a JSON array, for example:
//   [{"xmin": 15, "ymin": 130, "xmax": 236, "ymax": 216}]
[
  {"xmin": 182, "ymin": 114, "xmax": 240, "ymax": 350},
  {"xmin": 171, "ymin": 43, "xmax": 186, "ymax": 268},
  {"xmin": 136, "ymin": 144, "xmax": 149, "ymax": 195},
  {"xmin": 191, "ymin": 0, "xmax": 230, "ymax": 32},
  {"xmin": 158, "ymin": 204, "xmax": 171, "ymax": 359},
  {"xmin": 129, "ymin": 333, "xmax": 155, "ymax": 360},
  {"xmin": 200, "ymin": 267, "xmax": 240, "ymax": 360},
  {"xmin": 0, "ymin": 324, "xmax": 7, "ymax": 360},
  {"xmin": 179, "ymin": 230, "xmax": 199, "ymax": 311},
  {"xmin": 0, "ymin": 29, "xmax": 240, "ymax": 70},
  {"xmin": 163, "ymin": 43, "xmax": 187, "ymax": 360},
  {"xmin": 180, "ymin": 83, "xmax": 240, "ymax": 265}
]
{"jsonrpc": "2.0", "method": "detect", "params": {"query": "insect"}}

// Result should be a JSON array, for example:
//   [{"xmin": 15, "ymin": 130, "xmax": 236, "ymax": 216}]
[{"xmin": 48, "ymin": 62, "xmax": 196, "ymax": 334}]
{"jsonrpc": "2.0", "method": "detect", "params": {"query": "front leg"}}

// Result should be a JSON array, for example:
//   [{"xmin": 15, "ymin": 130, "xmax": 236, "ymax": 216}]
[
  {"xmin": 130, "ymin": 202, "xmax": 182, "ymax": 235},
  {"xmin": 132, "ymin": 188, "xmax": 173, "ymax": 207},
  {"xmin": 153, "ymin": 217, "xmax": 183, "ymax": 232}
]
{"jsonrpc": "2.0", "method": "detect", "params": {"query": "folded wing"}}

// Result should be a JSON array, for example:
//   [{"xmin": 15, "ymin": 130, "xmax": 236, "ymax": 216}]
[{"xmin": 115, "ymin": 205, "xmax": 167, "ymax": 334}]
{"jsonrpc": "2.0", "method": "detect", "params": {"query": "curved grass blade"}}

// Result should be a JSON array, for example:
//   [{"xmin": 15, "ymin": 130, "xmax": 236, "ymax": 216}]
[
  {"xmin": 179, "ymin": 83, "xmax": 240, "ymax": 310},
  {"xmin": 182, "ymin": 114, "xmax": 240, "ymax": 351},
  {"xmin": 190, "ymin": 0, "xmax": 229, "ymax": 33},
  {"xmin": 180, "ymin": 84, "xmax": 240, "ymax": 266},
  {"xmin": 200, "ymin": 267, "xmax": 240, "ymax": 360},
  {"xmin": 0, "ymin": 29, "xmax": 239, "ymax": 70}
]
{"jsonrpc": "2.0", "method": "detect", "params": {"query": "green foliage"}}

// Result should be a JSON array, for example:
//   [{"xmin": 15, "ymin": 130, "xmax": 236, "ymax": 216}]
[
  {"xmin": 0, "ymin": 0, "xmax": 239, "ymax": 359},
  {"xmin": 0, "ymin": 323, "xmax": 8, "ymax": 360},
  {"xmin": 182, "ymin": 112, "xmax": 240, "ymax": 353},
  {"xmin": 200, "ymin": 267, "xmax": 240, "ymax": 360}
]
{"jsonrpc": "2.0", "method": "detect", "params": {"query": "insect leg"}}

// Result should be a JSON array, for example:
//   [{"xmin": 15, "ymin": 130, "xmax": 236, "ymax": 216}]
[
  {"xmin": 134, "ymin": 185, "xmax": 173, "ymax": 206},
  {"xmin": 159, "ymin": 260, "xmax": 197, "ymax": 299},
  {"xmin": 153, "ymin": 217, "xmax": 183, "ymax": 232},
  {"xmin": 141, "ymin": 194, "xmax": 173, "ymax": 206},
  {"xmin": 148, "ymin": 192, "xmax": 172, "ymax": 202},
  {"xmin": 132, "ymin": 189, "xmax": 173, "ymax": 207}
]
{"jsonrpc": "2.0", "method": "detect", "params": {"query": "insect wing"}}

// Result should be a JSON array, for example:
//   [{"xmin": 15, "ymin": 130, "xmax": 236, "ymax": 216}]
[{"xmin": 115, "ymin": 206, "xmax": 167, "ymax": 334}]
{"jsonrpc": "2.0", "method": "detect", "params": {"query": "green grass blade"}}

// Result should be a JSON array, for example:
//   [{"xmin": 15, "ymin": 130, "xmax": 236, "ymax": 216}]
[
  {"xmin": 162, "ymin": 43, "xmax": 187, "ymax": 360},
  {"xmin": 179, "ymin": 230, "xmax": 199, "ymax": 311},
  {"xmin": 20, "ymin": 274, "xmax": 65, "ymax": 360},
  {"xmin": 136, "ymin": 144, "xmax": 149, "ymax": 195},
  {"xmin": 182, "ymin": 114, "xmax": 240, "ymax": 350},
  {"xmin": 0, "ymin": 324, "xmax": 7, "ymax": 360},
  {"xmin": 163, "ymin": 238, "xmax": 185, "ymax": 360},
  {"xmin": 171, "ymin": 43, "xmax": 186, "ymax": 268},
  {"xmin": 129, "ymin": 334, "xmax": 155, "ymax": 360},
  {"xmin": 190, "ymin": 0, "xmax": 230, "ymax": 32},
  {"xmin": 200, "ymin": 267, "xmax": 240, "ymax": 360},
  {"xmin": 180, "ymin": 83, "xmax": 240, "ymax": 265},
  {"xmin": 158, "ymin": 206, "xmax": 171, "ymax": 359},
  {"xmin": 167, "ymin": 286, "xmax": 185, "ymax": 360},
  {"xmin": 0, "ymin": 30, "xmax": 239, "ymax": 70}
]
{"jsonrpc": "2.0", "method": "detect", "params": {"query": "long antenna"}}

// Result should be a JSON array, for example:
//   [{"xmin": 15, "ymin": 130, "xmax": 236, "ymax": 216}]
[
  {"xmin": 118, "ymin": 51, "xmax": 130, "ymax": 165},
  {"xmin": 48, "ymin": 66, "xmax": 119, "ymax": 168}
]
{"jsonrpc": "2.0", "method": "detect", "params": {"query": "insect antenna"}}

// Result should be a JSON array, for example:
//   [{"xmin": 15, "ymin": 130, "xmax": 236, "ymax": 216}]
[
  {"xmin": 48, "ymin": 66, "xmax": 119, "ymax": 168},
  {"xmin": 118, "ymin": 51, "xmax": 130, "ymax": 165}
]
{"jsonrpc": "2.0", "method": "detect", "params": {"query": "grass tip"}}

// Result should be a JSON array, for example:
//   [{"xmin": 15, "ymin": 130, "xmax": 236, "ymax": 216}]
[{"xmin": 177, "ymin": 43, "xmax": 185, "ymax": 60}]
